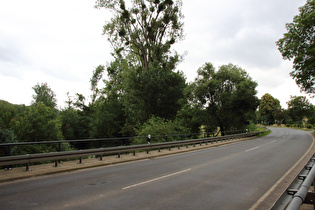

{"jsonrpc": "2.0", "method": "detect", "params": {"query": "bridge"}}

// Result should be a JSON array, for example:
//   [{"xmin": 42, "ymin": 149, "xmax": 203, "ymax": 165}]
[{"xmin": 0, "ymin": 127, "xmax": 314, "ymax": 209}]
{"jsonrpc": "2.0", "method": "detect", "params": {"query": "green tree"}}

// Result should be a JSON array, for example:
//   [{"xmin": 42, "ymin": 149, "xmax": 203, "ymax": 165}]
[
  {"xmin": 276, "ymin": 0, "xmax": 315, "ymax": 94},
  {"xmin": 32, "ymin": 82, "xmax": 57, "ymax": 108},
  {"xmin": 175, "ymin": 84, "xmax": 204, "ymax": 134},
  {"xmin": 135, "ymin": 115, "xmax": 189, "ymax": 143},
  {"xmin": 121, "ymin": 60, "xmax": 186, "ymax": 126},
  {"xmin": 0, "ymin": 126, "xmax": 17, "ymax": 156},
  {"xmin": 90, "ymin": 97, "xmax": 125, "ymax": 138},
  {"xmin": 90, "ymin": 65, "xmax": 105, "ymax": 104},
  {"xmin": 0, "ymin": 100, "xmax": 18, "ymax": 129},
  {"xmin": 0, "ymin": 100, "xmax": 25, "ymax": 154},
  {"xmin": 258, "ymin": 93, "xmax": 282, "ymax": 125},
  {"xmin": 193, "ymin": 63, "xmax": 259, "ymax": 135},
  {"xmin": 94, "ymin": 0, "xmax": 186, "ymax": 136},
  {"xmin": 287, "ymin": 95, "xmax": 314, "ymax": 122},
  {"xmin": 13, "ymin": 103, "xmax": 63, "ymax": 142},
  {"xmin": 59, "ymin": 107, "xmax": 81, "ymax": 140},
  {"xmin": 95, "ymin": 0, "xmax": 184, "ymax": 69}
]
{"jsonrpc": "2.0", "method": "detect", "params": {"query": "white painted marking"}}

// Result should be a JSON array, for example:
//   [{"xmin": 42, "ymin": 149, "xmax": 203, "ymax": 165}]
[
  {"xmin": 122, "ymin": 168, "xmax": 192, "ymax": 190},
  {"xmin": 249, "ymin": 131, "xmax": 315, "ymax": 209},
  {"xmin": 245, "ymin": 146, "xmax": 260, "ymax": 152},
  {"xmin": 271, "ymin": 140, "xmax": 277, "ymax": 143}
]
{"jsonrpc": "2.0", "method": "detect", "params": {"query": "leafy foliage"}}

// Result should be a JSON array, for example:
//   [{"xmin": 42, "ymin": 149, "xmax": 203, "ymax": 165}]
[
  {"xmin": 13, "ymin": 103, "xmax": 63, "ymax": 142},
  {"xmin": 192, "ymin": 63, "xmax": 259, "ymax": 135},
  {"xmin": 276, "ymin": 0, "xmax": 315, "ymax": 94},
  {"xmin": 135, "ymin": 115, "xmax": 189, "ymax": 143},
  {"xmin": 95, "ymin": 0, "xmax": 184, "ymax": 69},
  {"xmin": 259, "ymin": 93, "xmax": 283, "ymax": 124},
  {"xmin": 93, "ymin": 0, "xmax": 187, "ymax": 135},
  {"xmin": 287, "ymin": 95, "xmax": 314, "ymax": 122},
  {"xmin": 32, "ymin": 82, "xmax": 57, "ymax": 108}
]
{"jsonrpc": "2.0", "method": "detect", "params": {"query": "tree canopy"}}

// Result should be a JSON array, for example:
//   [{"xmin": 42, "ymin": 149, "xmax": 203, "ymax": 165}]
[
  {"xmin": 93, "ymin": 0, "xmax": 186, "ymax": 135},
  {"xmin": 32, "ymin": 82, "xmax": 57, "ymax": 108},
  {"xmin": 192, "ymin": 63, "xmax": 259, "ymax": 135},
  {"xmin": 287, "ymin": 95, "xmax": 314, "ymax": 122},
  {"xmin": 95, "ymin": 0, "xmax": 184, "ymax": 70},
  {"xmin": 276, "ymin": 0, "xmax": 315, "ymax": 94},
  {"xmin": 259, "ymin": 93, "xmax": 282, "ymax": 124}
]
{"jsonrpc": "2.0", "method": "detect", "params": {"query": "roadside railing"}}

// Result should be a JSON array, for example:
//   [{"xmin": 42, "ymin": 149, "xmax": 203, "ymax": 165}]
[
  {"xmin": 0, "ymin": 129, "xmax": 247, "ymax": 157},
  {"xmin": 271, "ymin": 153, "xmax": 315, "ymax": 209},
  {"xmin": 0, "ymin": 130, "xmax": 267, "ymax": 171}
]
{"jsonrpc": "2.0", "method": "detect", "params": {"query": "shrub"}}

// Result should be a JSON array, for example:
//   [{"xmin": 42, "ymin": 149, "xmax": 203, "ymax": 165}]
[{"xmin": 134, "ymin": 116, "xmax": 190, "ymax": 144}]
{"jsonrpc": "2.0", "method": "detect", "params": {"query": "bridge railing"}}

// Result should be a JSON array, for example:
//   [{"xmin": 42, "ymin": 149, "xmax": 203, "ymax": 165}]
[
  {"xmin": 271, "ymin": 153, "xmax": 315, "ymax": 210},
  {"xmin": 0, "ymin": 129, "xmax": 248, "ymax": 157},
  {"xmin": 0, "ymin": 130, "xmax": 267, "ymax": 171}
]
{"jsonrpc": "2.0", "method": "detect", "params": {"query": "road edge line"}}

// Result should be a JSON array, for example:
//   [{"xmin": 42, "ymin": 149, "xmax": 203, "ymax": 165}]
[{"xmin": 249, "ymin": 131, "xmax": 315, "ymax": 209}]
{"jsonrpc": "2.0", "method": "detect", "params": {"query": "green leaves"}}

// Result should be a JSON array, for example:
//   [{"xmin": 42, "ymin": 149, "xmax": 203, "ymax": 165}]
[
  {"xmin": 32, "ymin": 82, "xmax": 57, "ymax": 108},
  {"xmin": 135, "ymin": 116, "xmax": 189, "ymax": 143},
  {"xmin": 287, "ymin": 95, "xmax": 314, "ymax": 122},
  {"xmin": 193, "ymin": 63, "xmax": 258, "ymax": 133},
  {"xmin": 259, "ymin": 93, "xmax": 282, "ymax": 124},
  {"xmin": 96, "ymin": 0, "xmax": 184, "ymax": 70},
  {"xmin": 276, "ymin": 0, "xmax": 315, "ymax": 94}
]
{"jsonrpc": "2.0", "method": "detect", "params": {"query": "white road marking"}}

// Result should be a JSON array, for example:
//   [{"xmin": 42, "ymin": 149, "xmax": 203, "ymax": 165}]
[
  {"xmin": 271, "ymin": 140, "xmax": 277, "ymax": 143},
  {"xmin": 245, "ymin": 146, "xmax": 260, "ymax": 152},
  {"xmin": 249, "ymin": 131, "xmax": 315, "ymax": 209},
  {"xmin": 122, "ymin": 168, "xmax": 192, "ymax": 190}
]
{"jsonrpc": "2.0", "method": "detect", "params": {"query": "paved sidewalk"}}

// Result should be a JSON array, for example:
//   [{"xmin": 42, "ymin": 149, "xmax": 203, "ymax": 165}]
[{"xmin": 0, "ymin": 137, "xmax": 256, "ymax": 183}]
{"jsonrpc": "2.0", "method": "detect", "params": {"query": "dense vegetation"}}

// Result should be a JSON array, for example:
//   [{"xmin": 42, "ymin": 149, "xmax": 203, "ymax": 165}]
[
  {"xmin": 276, "ymin": 0, "xmax": 315, "ymax": 94},
  {"xmin": 1, "ymin": 0, "xmax": 314, "ymax": 156}
]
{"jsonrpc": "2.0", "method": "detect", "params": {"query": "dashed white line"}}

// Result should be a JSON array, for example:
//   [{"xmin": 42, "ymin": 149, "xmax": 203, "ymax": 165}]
[
  {"xmin": 245, "ymin": 146, "xmax": 260, "ymax": 152},
  {"xmin": 122, "ymin": 168, "xmax": 192, "ymax": 190}
]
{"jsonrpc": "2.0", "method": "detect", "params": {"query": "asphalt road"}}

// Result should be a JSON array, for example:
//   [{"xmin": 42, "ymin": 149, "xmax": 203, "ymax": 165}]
[{"xmin": 0, "ymin": 127, "xmax": 314, "ymax": 210}]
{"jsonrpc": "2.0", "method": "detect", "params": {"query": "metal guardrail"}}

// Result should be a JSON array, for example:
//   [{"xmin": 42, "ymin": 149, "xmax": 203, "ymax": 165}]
[
  {"xmin": 0, "ymin": 130, "xmax": 245, "ymax": 156},
  {"xmin": 0, "ymin": 130, "xmax": 266, "ymax": 170},
  {"xmin": 271, "ymin": 153, "xmax": 315, "ymax": 209}
]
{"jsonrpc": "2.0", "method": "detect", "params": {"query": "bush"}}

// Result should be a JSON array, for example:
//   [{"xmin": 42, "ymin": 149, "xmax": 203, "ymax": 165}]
[
  {"xmin": 134, "ymin": 116, "xmax": 190, "ymax": 144},
  {"xmin": 245, "ymin": 122, "xmax": 257, "ymax": 132}
]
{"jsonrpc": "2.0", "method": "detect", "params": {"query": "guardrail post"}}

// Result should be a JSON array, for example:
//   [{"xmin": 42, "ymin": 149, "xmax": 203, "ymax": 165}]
[
  {"xmin": 99, "ymin": 155, "xmax": 103, "ymax": 161},
  {"xmin": 79, "ymin": 157, "xmax": 83, "ymax": 164},
  {"xmin": 25, "ymin": 163, "xmax": 30, "ymax": 171},
  {"xmin": 54, "ymin": 160, "xmax": 59, "ymax": 167}
]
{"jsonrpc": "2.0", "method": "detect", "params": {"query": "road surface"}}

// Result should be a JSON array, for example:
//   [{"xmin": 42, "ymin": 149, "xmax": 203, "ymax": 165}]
[{"xmin": 0, "ymin": 127, "xmax": 314, "ymax": 209}]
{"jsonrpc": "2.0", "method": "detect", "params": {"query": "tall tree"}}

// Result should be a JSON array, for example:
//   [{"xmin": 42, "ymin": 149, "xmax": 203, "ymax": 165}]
[
  {"xmin": 95, "ymin": 0, "xmax": 184, "ymax": 69},
  {"xmin": 32, "ymin": 82, "xmax": 57, "ymax": 108},
  {"xmin": 193, "ymin": 63, "xmax": 259, "ymax": 135},
  {"xmin": 259, "ymin": 93, "xmax": 282, "ymax": 124},
  {"xmin": 287, "ymin": 95, "xmax": 314, "ymax": 122},
  {"xmin": 94, "ymin": 0, "xmax": 186, "ymax": 135},
  {"xmin": 276, "ymin": 0, "xmax": 315, "ymax": 94},
  {"xmin": 13, "ymin": 103, "xmax": 63, "ymax": 142}
]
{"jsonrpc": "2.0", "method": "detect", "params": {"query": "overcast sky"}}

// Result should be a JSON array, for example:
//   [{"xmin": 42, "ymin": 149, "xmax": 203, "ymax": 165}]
[{"xmin": 0, "ymin": 0, "xmax": 314, "ymax": 109}]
